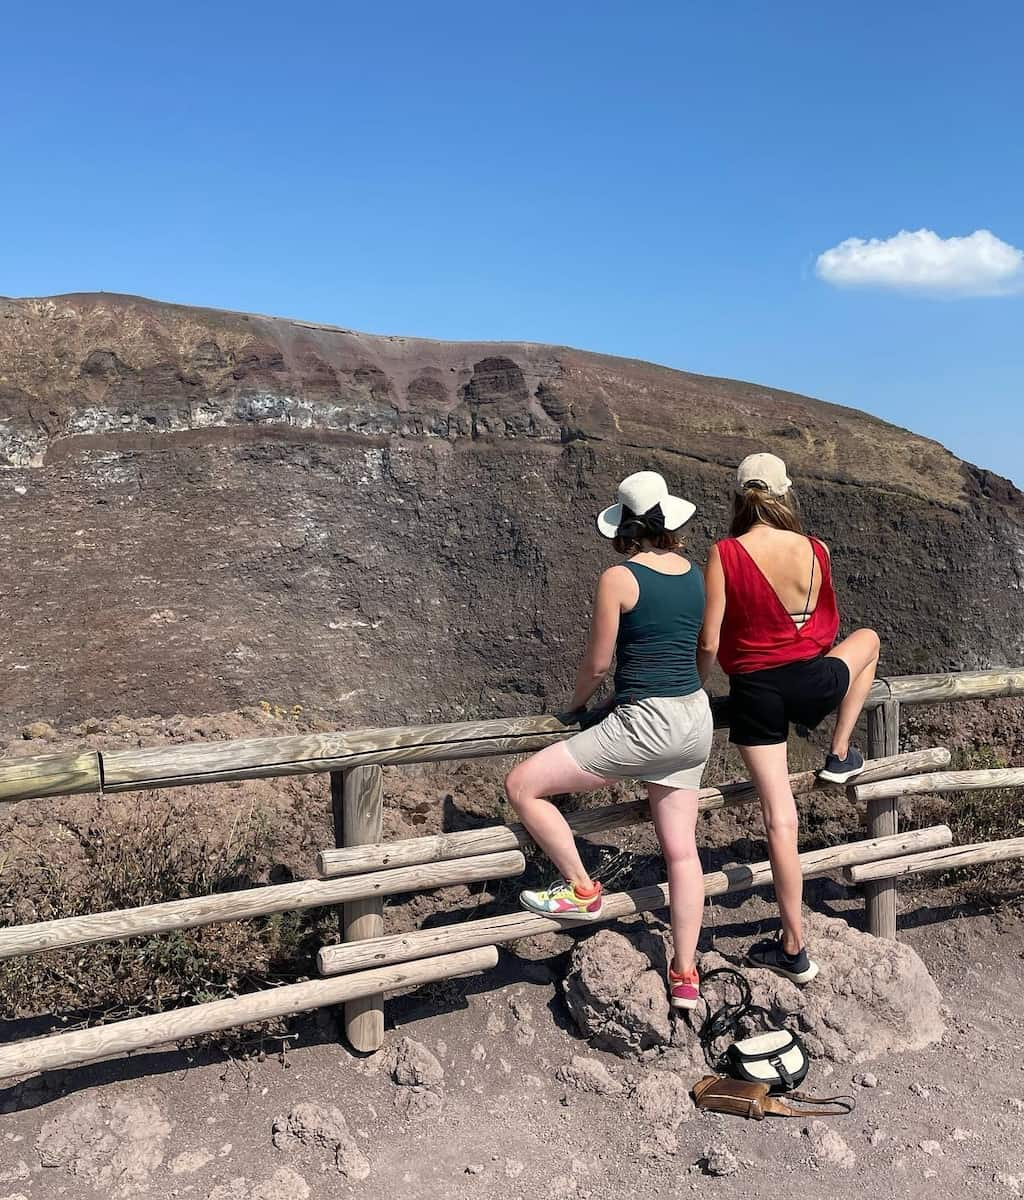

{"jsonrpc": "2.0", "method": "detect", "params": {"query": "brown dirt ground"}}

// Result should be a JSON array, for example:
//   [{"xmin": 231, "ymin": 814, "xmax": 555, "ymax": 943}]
[{"xmin": 1, "ymin": 888, "xmax": 1023, "ymax": 1199}]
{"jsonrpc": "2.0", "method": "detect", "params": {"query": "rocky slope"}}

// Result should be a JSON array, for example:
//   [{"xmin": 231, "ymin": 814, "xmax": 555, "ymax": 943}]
[{"xmin": 1, "ymin": 292, "xmax": 1022, "ymax": 729}]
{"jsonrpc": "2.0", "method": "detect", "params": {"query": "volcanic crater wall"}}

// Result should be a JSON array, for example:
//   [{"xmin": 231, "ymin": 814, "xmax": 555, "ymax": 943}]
[{"xmin": 0, "ymin": 292, "xmax": 1021, "ymax": 729}]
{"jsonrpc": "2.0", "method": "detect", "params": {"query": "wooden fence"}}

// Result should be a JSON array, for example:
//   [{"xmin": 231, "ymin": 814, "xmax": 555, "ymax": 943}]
[{"xmin": 1, "ymin": 666, "xmax": 1023, "ymax": 1078}]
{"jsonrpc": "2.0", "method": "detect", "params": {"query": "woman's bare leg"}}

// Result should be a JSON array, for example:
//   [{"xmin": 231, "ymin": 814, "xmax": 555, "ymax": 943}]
[
  {"xmin": 505, "ymin": 742, "xmax": 611, "ymax": 886},
  {"xmin": 827, "ymin": 628, "xmax": 881, "ymax": 758},
  {"xmin": 738, "ymin": 742, "xmax": 804, "ymax": 954},
  {"xmin": 647, "ymin": 782, "xmax": 703, "ymax": 973}
]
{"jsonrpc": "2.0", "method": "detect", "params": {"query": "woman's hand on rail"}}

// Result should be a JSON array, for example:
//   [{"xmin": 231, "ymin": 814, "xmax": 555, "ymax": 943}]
[{"xmin": 554, "ymin": 704, "xmax": 589, "ymax": 726}]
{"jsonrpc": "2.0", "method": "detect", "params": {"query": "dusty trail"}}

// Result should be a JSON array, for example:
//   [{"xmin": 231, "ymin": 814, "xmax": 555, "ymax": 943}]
[{"xmin": 1, "ymin": 890, "xmax": 1022, "ymax": 1200}]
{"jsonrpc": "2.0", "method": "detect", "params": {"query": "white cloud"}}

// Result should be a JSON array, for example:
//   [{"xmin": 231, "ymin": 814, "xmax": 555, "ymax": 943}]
[{"xmin": 815, "ymin": 228, "xmax": 1024, "ymax": 297}]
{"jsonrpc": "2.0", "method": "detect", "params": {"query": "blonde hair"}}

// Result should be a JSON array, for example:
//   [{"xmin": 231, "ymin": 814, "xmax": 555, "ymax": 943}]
[{"xmin": 729, "ymin": 486, "xmax": 803, "ymax": 537}]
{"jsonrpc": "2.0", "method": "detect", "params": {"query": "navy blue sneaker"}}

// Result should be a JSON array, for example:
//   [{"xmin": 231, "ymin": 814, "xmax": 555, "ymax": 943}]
[
  {"xmin": 818, "ymin": 747, "xmax": 865, "ymax": 784},
  {"xmin": 746, "ymin": 933, "xmax": 819, "ymax": 984}
]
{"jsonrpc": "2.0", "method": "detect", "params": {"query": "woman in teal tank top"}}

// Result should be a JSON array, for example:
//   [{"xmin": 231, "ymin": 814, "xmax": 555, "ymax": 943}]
[{"xmin": 505, "ymin": 471, "xmax": 713, "ymax": 1010}]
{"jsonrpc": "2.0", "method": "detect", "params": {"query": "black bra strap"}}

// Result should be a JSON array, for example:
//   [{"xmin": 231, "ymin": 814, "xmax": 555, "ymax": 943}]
[{"xmin": 802, "ymin": 538, "xmax": 816, "ymax": 617}]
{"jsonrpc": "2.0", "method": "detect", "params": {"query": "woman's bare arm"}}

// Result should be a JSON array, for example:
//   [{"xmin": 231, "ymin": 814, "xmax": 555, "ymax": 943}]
[
  {"xmin": 697, "ymin": 543, "xmax": 726, "ymax": 686},
  {"xmin": 568, "ymin": 567, "xmax": 629, "ymax": 710}
]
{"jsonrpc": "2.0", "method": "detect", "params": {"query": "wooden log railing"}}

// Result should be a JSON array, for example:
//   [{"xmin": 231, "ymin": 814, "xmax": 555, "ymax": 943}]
[
  {"xmin": 854, "ymin": 764, "xmax": 1024, "ymax": 938},
  {"xmin": 316, "ymin": 825, "xmax": 953, "ymax": 977},
  {"xmin": 0, "ymin": 747, "xmax": 952, "ymax": 1069},
  {"xmin": 0, "ymin": 946, "xmax": 500, "ymax": 1084},
  {"xmin": 874, "ymin": 668, "xmax": 1024, "ymax": 707},
  {"xmin": 1, "ymin": 667, "xmax": 1022, "ymax": 808},
  {"xmin": 0, "ymin": 749, "xmax": 101, "ymax": 804},
  {"xmin": 98, "ymin": 713, "xmax": 607, "ymax": 793},
  {"xmin": 852, "ymin": 767, "xmax": 1024, "ymax": 803},
  {"xmin": 0, "ymin": 749, "xmax": 948, "ymax": 965},
  {"xmin": 0, "ymin": 828, "xmax": 952, "ymax": 1084},
  {"xmin": 0, "ymin": 850, "xmax": 526, "ymax": 962},
  {"xmin": 843, "ymin": 836, "xmax": 1024, "ymax": 883},
  {"xmin": 316, "ymin": 748, "xmax": 950, "ymax": 879},
  {"xmin": 1, "ymin": 664, "xmax": 1021, "ymax": 1065}
]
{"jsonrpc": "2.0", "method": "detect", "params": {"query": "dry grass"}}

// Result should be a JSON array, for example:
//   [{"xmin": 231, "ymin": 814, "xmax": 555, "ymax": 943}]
[
  {"xmin": 901, "ymin": 746, "xmax": 1024, "ymax": 901},
  {"xmin": 0, "ymin": 801, "xmax": 330, "ymax": 1031}
]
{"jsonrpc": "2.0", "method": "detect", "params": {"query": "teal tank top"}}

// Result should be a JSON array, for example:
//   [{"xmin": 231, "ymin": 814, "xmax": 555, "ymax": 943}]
[{"xmin": 612, "ymin": 562, "xmax": 705, "ymax": 706}]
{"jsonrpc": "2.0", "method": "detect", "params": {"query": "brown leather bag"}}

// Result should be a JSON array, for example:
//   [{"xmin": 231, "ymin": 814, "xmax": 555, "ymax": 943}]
[{"xmin": 692, "ymin": 1075, "xmax": 855, "ymax": 1121}]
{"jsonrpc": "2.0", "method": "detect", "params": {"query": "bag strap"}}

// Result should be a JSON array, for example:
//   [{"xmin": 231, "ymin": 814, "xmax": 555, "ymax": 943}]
[
  {"xmin": 764, "ymin": 1092, "xmax": 856, "ymax": 1118},
  {"xmin": 688, "ymin": 967, "xmax": 753, "ymax": 1069},
  {"xmin": 770, "ymin": 1052, "xmax": 797, "ymax": 1090},
  {"xmin": 690, "ymin": 967, "xmax": 798, "ymax": 1070}
]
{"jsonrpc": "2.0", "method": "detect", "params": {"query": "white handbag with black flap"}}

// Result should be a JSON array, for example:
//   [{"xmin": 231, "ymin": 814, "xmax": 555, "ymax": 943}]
[
  {"xmin": 726, "ymin": 1027, "xmax": 810, "ymax": 1092},
  {"xmin": 691, "ymin": 966, "xmax": 810, "ymax": 1094}
]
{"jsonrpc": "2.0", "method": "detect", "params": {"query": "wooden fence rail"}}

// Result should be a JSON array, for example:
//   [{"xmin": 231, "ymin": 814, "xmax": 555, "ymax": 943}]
[
  {"xmin": 1, "ymin": 667, "xmax": 1021, "ymax": 807},
  {"xmin": 876, "ymin": 668, "xmax": 1024, "ymax": 707},
  {"xmin": 0, "ymin": 750, "xmax": 947, "ymax": 966},
  {"xmin": 0, "ymin": 946, "xmax": 499, "ymax": 1084},
  {"xmin": 0, "ymin": 850, "xmax": 526, "ymax": 962},
  {"xmin": 843, "ymin": 836, "xmax": 1024, "ymax": 883},
  {"xmin": 852, "ymin": 768, "xmax": 1024, "ymax": 803},
  {"xmin": 0, "ymin": 750, "xmax": 101, "ymax": 804},
  {"xmin": 317, "ymin": 748, "xmax": 950, "ymax": 879},
  {"xmin": 316, "ymin": 825, "xmax": 953, "ymax": 977}
]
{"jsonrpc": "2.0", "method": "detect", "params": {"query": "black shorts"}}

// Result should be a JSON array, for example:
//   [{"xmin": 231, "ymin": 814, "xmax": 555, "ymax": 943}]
[{"xmin": 728, "ymin": 656, "xmax": 851, "ymax": 747}]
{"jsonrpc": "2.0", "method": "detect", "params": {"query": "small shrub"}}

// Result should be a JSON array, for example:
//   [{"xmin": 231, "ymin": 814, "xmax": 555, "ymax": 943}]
[
  {"xmin": 902, "ymin": 745, "xmax": 1024, "ymax": 901},
  {"xmin": 0, "ymin": 800, "xmax": 325, "ymax": 1032}
]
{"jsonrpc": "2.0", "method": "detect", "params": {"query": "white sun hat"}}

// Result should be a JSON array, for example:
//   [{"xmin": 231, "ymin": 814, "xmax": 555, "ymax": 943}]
[
  {"xmin": 596, "ymin": 470, "xmax": 697, "ymax": 539},
  {"xmin": 735, "ymin": 452, "xmax": 792, "ymax": 497}
]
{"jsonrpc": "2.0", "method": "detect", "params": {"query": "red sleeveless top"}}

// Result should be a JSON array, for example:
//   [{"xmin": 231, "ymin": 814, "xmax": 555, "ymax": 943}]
[{"xmin": 716, "ymin": 537, "xmax": 840, "ymax": 675}]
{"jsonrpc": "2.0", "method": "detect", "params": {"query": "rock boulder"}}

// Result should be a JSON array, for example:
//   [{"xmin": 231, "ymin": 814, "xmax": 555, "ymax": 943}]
[
  {"xmin": 271, "ymin": 1104, "xmax": 369, "ymax": 1181},
  {"xmin": 563, "ymin": 913, "xmax": 944, "ymax": 1064},
  {"xmin": 702, "ymin": 914, "xmax": 945, "ymax": 1064},
  {"xmin": 563, "ymin": 929, "xmax": 672, "ymax": 1057}
]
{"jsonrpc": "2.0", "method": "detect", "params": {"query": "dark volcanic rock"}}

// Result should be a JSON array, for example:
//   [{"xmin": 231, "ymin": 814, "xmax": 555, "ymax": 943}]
[{"xmin": 0, "ymin": 291, "xmax": 1021, "ymax": 728}]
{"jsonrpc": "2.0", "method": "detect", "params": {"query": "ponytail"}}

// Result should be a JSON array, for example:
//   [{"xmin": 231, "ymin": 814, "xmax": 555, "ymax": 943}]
[{"xmin": 729, "ymin": 485, "xmax": 803, "ymax": 537}]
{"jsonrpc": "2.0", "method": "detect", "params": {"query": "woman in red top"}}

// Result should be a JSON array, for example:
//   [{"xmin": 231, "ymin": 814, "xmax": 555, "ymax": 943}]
[{"xmin": 698, "ymin": 453, "xmax": 880, "ymax": 983}]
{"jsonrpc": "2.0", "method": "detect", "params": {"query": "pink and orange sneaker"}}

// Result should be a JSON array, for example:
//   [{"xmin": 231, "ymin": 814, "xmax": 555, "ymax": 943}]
[
  {"xmin": 667, "ymin": 964, "xmax": 700, "ymax": 1010},
  {"xmin": 519, "ymin": 879, "xmax": 603, "ymax": 921}
]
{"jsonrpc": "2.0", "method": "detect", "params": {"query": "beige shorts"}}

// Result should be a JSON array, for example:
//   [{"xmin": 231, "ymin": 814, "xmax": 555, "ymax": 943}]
[{"xmin": 565, "ymin": 690, "xmax": 713, "ymax": 789}]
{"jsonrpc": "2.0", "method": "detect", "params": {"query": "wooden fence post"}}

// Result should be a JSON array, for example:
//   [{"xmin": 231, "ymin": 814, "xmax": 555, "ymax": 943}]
[
  {"xmin": 331, "ymin": 765, "xmax": 385, "ymax": 1052},
  {"xmin": 864, "ymin": 701, "xmax": 900, "ymax": 938}
]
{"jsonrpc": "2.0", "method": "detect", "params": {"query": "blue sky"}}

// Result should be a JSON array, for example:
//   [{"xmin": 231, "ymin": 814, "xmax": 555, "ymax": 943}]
[{"xmin": 3, "ymin": 1, "xmax": 1022, "ymax": 483}]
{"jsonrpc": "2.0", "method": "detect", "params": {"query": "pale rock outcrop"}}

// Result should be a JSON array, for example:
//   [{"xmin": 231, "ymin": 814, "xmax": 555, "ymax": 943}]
[
  {"xmin": 563, "ymin": 914, "xmax": 943, "ymax": 1064},
  {"xmin": 35, "ymin": 1094, "xmax": 172, "ymax": 1197},
  {"xmin": 563, "ymin": 929, "xmax": 672, "ymax": 1057},
  {"xmin": 271, "ymin": 1103, "xmax": 369, "ymax": 1181}
]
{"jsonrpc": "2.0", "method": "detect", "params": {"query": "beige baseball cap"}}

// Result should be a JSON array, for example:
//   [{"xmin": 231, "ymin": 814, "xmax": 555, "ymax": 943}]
[{"xmin": 735, "ymin": 452, "xmax": 792, "ymax": 497}]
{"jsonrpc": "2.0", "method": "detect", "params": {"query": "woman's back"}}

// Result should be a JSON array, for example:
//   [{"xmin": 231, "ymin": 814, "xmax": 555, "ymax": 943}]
[
  {"xmin": 715, "ymin": 529, "xmax": 839, "ymax": 675},
  {"xmin": 733, "ymin": 527, "xmax": 824, "ymax": 624},
  {"xmin": 612, "ymin": 551, "xmax": 704, "ymax": 704},
  {"xmin": 694, "ymin": 452, "xmax": 880, "ymax": 986}
]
